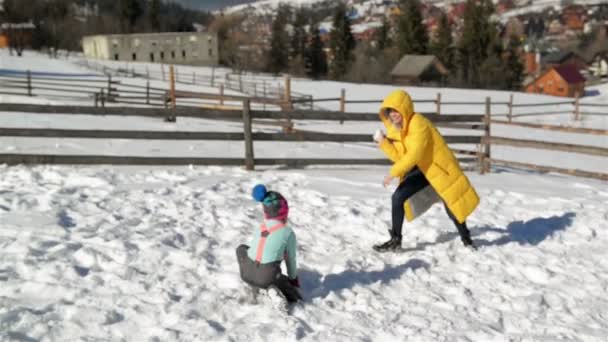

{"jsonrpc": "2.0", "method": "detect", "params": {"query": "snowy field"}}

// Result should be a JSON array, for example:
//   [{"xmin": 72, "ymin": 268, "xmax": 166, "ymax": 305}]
[{"xmin": 0, "ymin": 49, "xmax": 607, "ymax": 341}]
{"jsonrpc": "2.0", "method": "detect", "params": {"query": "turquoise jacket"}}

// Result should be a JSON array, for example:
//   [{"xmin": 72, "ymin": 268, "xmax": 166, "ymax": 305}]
[{"xmin": 247, "ymin": 219, "xmax": 298, "ymax": 279}]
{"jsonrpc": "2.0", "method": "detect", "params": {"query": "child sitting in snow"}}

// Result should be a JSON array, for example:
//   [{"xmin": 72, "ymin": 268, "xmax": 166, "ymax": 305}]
[{"xmin": 236, "ymin": 184, "xmax": 302, "ymax": 303}]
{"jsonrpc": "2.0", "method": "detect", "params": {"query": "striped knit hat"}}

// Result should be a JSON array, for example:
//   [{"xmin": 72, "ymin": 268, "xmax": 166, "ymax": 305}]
[{"xmin": 252, "ymin": 184, "xmax": 289, "ymax": 221}]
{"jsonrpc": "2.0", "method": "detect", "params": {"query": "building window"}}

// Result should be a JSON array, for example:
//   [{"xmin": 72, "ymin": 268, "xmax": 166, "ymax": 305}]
[
  {"xmin": 150, "ymin": 53, "xmax": 155, "ymax": 62},
  {"xmin": 189, "ymin": 35, "xmax": 197, "ymax": 42},
  {"xmin": 182, "ymin": 50, "xmax": 186, "ymax": 59},
  {"xmin": 171, "ymin": 51, "xmax": 175, "ymax": 59},
  {"xmin": 112, "ymin": 39, "xmax": 119, "ymax": 48},
  {"xmin": 208, "ymin": 48, "xmax": 213, "ymax": 57},
  {"xmin": 114, "ymin": 53, "xmax": 119, "ymax": 60},
  {"xmin": 160, "ymin": 51, "xmax": 165, "ymax": 60},
  {"xmin": 132, "ymin": 53, "xmax": 137, "ymax": 61},
  {"xmin": 151, "ymin": 41, "xmax": 157, "ymax": 47},
  {"xmin": 132, "ymin": 38, "xmax": 140, "ymax": 47}
]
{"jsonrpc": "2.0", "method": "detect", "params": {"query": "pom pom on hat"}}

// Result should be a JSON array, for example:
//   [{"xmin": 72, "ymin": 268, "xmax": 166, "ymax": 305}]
[{"xmin": 252, "ymin": 184, "xmax": 267, "ymax": 202}]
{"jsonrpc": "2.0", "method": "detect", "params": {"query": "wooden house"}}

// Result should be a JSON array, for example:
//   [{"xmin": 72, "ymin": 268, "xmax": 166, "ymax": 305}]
[
  {"xmin": 525, "ymin": 64, "xmax": 585, "ymax": 97},
  {"xmin": 390, "ymin": 55, "xmax": 448, "ymax": 86},
  {"xmin": 563, "ymin": 5, "xmax": 586, "ymax": 31},
  {"xmin": 542, "ymin": 51, "xmax": 587, "ymax": 71}
]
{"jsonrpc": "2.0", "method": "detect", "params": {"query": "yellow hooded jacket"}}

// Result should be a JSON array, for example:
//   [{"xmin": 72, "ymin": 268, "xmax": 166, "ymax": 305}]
[{"xmin": 379, "ymin": 90, "xmax": 479, "ymax": 223}]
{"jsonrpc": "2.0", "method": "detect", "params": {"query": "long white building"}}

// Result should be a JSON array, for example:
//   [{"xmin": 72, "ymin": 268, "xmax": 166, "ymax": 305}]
[{"xmin": 82, "ymin": 31, "xmax": 219, "ymax": 66}]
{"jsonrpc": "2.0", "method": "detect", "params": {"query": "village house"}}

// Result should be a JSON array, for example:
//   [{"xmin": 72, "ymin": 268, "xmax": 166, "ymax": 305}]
[
  {"xmin": 525, "ymin": 64, "xmax": 585, "ymax": 97},
  {"xmin": 81, "ymin": 32, "xmax": 219, "ymax": 66},
  {"xmin": 0, "ymin": 22, "xmax": 36, "ymax": 50},
  {"xmin": 390, "ymin": 55, "xmax": 448, "ymax": 86},
  {"xmin": 588, "ymin": 51, "xmax": 608, "ymax": 78},
  {"xmin": 562, "ymin": 5, "xmax": 587, "ymax": 31},
  {"xmin": 542, "ymin": 51, "xmax": 588, "ymax": 71}
]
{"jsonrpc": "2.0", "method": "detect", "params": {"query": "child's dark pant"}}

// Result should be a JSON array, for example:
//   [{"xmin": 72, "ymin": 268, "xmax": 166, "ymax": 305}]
[{"xmin": 236, "ymin": 245, "xmax": 301, "ymax": 302}]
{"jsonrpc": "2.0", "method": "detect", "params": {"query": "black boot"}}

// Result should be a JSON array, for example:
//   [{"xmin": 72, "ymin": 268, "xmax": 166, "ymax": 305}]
[{"xmin": 373, "ymin": 231, "xmax": 402, "ymax": 252}]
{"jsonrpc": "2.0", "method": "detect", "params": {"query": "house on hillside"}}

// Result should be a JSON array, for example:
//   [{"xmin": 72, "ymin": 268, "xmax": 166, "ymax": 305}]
[
  {"xmin": 390, "ymin": 55, "xmax": 448, "ymax": 86},
  {"xmin": 81, "ymin": 32, "xmax": 218, "ymax": 66},
  {"xmin": 525, "ymin": 64, "xmax": 585, "ymax": 98},
  {"xmin": 543, "ymin": 51, "xmax": 587, "ymax": 71},
  {"xmin": 588, "ymin": 51, "xmax": 608, "ymax": 78},
  {"xmin": 563, "ymin": 5, "xmax": 586, "ymax": 31},
  {"xmin": 0, "ymin": 22, "xmax": 36, "ymax": 50}
]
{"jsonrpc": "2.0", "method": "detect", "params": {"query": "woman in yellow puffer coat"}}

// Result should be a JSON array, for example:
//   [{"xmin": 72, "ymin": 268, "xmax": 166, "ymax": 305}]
[{"xmin": 373, "ymin": 89, "xmax": 479, "ymax": 252}]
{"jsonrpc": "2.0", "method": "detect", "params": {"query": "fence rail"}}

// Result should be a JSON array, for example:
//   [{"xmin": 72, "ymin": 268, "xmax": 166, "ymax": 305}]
[
  {"xmin": 1, "ymin": 75, "xmax": 607, "ymax": 179},
  {"xmin": 0, "ymin": 101, "xmax": 488, "ymax": 171}
]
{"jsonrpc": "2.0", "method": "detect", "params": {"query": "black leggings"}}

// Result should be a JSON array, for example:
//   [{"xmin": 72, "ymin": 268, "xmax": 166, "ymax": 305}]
[{"xmin": 391, "ymin": 167, "xmax": 472, "ymax": 244}]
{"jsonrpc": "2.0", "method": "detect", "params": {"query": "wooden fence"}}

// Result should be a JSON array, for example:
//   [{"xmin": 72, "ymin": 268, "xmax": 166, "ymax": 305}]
[
  {"xmin": 0, "ymin": 69, "xmax": 312, "ymax": 112},
  {"xmin": 77, "ymin": 60, "xmax": 313, "ymax": 106},
  {"xmin": 0, "ymin": 101, "xmax": 488, "ymax": 172},
  {"xmin": 1, "ymin": 81, "xmax": 606, "ymax": 180}
]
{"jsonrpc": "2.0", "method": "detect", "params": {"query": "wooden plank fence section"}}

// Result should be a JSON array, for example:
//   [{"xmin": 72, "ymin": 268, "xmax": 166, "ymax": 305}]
[
  {"xmin": 0, "ymin": 154, "xmax": 482, "ymax": 168},
  {"xmin": 489, "ymin": 136, "xmax": 608, "ymax": 157},
  {"xmin": 0, "ymin": 104, "xmax": 485, "ymax": 123},
  {"xmin": 492, "ymin": 120, "xmax": 608, "ymax": 135},
  {"xmin": 490, "ymin": 158, "xmax": 608, "ymax": 181},
  {"xmin": 0, "ymin": 154, "xmax": 246, "ymax": 166},
  {"xmin": 0, "ymin": 127, "xmax": 482, "ymax": 144}
]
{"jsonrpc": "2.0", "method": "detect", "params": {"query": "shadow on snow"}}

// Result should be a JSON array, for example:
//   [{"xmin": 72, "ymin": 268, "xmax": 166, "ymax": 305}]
[
  {"xmin": 476, "ymin": 212, "xmax": 576, "ymax": 247},
  {"xmin": 300, "ymin": 258, "xmax": 430, "ymax": 300}
]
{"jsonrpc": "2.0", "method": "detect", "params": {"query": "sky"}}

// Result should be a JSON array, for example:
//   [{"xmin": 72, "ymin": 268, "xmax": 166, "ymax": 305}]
[{"xmin": 0, "ymin": 49, "xmax": 607, "ymax": 341}]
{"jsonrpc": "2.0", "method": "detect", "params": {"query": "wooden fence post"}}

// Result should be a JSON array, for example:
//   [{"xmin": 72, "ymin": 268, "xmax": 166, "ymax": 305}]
[
  {"xmin": 166, "ymin": 65, "xmax": 176, "ymax": 122},
  {"xmin": 146, "ymin": 81, "xmax": 150, "ymax": 105},
  {"xmin": 574, "ymin": 95, "xmax": 580, "ymax": 121},
  {"xmin": 26, "ymin": 70, "xmax": 32, "ymax": 96},
  {"xmin": 107, "ymin": 75, "xmax": 112, "ymax": 99},
  {"xmin": 100, "ymin": 88, "xmax": 106, "ymax": 108},
  {"xmin": 284, "ymin": 74, "xmax": 292, "ymax": 110},
  {"xmin": 339, "ymin": 88, "xmax": 346, "ymax": 124},
  {"xmin": 211, "ymin": 67, "xmax": 215, "ymax": 87},
  {"xmin": 507, "ymin": 93, "xmax": 514, "ymax": 122},
  {"xmin": 482, "ymin": 96, "xmax": 492, "ymax": 174},
  {"xmin": 219, "ymin": 84, "xmax": 224, "ymax": 106},
  {"xmin": 436, "ymin": 93, "xmax": 441, "ymax": 115},
  {"xmin": 242, "ymin": 99, "xmax": 255, "ymax": 171},
  {"xmin": 263, "ymin": 80, "xmax": 266, "ymax": 111}
]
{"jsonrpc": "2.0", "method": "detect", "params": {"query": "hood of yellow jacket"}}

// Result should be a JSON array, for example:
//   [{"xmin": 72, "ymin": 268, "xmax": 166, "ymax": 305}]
[{"xmin": 379, "ymin": 90, "xmax": 415, "ymax": 133}]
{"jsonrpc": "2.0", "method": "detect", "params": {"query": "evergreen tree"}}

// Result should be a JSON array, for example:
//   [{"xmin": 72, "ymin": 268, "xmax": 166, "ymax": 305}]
[
  {"xmin": 306, "ymin": 23, "xmax": 328, "ymax": 79},
  {"xmin": 120, "ymin": 0, "xmax": 142, "ymax": 32},
  {"xmin": 329, "ymin": 2, "xmax": 355, "ymax": 80},
  {"xmin": 396, "ymin": 0, "xmax": 428, "ymax": 55},
  {"xmin": 504, "ymin": 35, "xmax": 524, "ymax": 90},
  {"xmin": 376, "ymin": 15, "xmax": 391, "ymax": 51},
  {"xmin": 266, "ymin": 4, "xmax": 291, "ymax": 74},
  {"xmin": 429, "ymin": 12, "xmax": 454, "ymax": 72},
  {"xmin": 458, "ymin": 0, "xmax": 495, "ymax": 87},
  {"xmin": 149, "ymin": 0, "xmax": 161, "ymax": 31},
  {"xmin": 291, "ymin": 8, "xmax": 308, "ymax": 60}
]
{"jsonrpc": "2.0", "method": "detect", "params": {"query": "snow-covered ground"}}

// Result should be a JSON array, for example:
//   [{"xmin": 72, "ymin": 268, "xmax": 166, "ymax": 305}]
[{"xmin": 1, "ymin": 49, "xmax": 607, "ymax": 341}]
